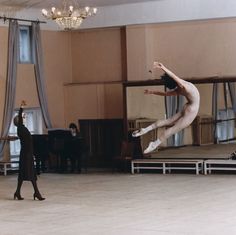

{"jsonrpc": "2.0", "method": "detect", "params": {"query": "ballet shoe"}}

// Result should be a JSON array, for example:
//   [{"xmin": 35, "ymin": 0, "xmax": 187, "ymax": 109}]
[
  {"xmin": 132, "ymin": 128, "xmax": 148, "ymax": 137},
  {"xmin": 33, "ymin": 193, "xmax": 45, "ymax": 201},
  {"xmin": 143, "ymin": 141, "xmax": 159, "ymax": 154},
  {"xmin": 14, "ymin": 193, "xmax": 24, "ymax": 200}
]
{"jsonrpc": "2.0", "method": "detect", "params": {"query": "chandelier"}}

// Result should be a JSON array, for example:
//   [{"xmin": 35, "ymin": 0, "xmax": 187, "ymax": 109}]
[{"xmin": 42, "ymin": 0, "xmax": 97, "ymax": 30}]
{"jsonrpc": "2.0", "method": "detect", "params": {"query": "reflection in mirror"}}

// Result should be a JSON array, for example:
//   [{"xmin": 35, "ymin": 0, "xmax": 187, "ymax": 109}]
[{"xmin": 126, "ymin": 81, "xmax": 236, "ymax": 157}]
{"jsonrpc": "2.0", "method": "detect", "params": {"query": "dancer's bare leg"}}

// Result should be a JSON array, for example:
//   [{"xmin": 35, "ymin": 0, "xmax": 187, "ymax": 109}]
[
  {"xmin": 144, "ymin": 109, "xmax": 196, "ymax": 154},
  {"xmin": 132, "ymin": 111, "xmax": 183, "ymax": 137}
]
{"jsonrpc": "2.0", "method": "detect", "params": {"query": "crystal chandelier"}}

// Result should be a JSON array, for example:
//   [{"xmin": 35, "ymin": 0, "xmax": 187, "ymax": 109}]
[{"xmin": 42, "ymin": 0, "xmax": 97, "ymax": 30}]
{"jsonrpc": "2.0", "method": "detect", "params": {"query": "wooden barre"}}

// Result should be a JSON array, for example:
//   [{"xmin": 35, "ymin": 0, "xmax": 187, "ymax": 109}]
[{"xmin": 198, "ymin": 117, "xmax": 236, "ymax": 125}]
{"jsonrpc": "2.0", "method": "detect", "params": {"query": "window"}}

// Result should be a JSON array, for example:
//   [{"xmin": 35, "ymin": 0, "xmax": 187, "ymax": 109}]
[
  {"xmin": 216, "ymin": 108, "xmax": 235, "ymax": 142},
  {"xmin": 19, "ymin": 25, "xmax": 32, "ymax": 63},
  {"xmin": 9, "ymin": 108, "xmax": 43, "ymax": 157}
]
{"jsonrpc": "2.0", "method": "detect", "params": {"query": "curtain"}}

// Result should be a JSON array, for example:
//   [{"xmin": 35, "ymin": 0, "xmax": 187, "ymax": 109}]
[
  {"xmin": 175, "ymin": 95, "xmax": 185, "ymax": 145},
  {"xmin": 31, "ymin": 22, "xmax": 52, "ymax": 129},
  {"xmin": 212, "ymin": 83, "xmax": 218, "ymax": 142},
  {"xmin": 223, "ymin": 83, "xmax": 228, "ymax": 110},
  {"xmin": 0, "ymin": 20, "xmax": 19, "ymax": 158},
  {"xmin": 228, "ymin": 82, "xmax": 236, "ymax": 113},
  {"xmin": 165, "ymin": 89, "xmax": 185, "ymax": 146},
  {"xmin": 213, "ymin": 82, "xmax": 236, "ymax": 142}
]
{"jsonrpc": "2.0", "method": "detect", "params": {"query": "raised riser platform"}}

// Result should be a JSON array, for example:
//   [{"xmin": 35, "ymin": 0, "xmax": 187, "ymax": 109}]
[
  {"xmin": 131, "ymin": 159, "xmax": 204, "ymax": 175},
  {"xmin": 132, "ymin": 159, "xmax": 236, "ymax": 175}
]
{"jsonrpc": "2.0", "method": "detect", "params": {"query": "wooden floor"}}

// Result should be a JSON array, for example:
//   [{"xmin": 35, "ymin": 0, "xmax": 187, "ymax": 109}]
[
  {"xmin": 151, "ymin": 143, "xmax": 236, "ymax": 159},
  {"xmin": 2, "ymin": 173, "xmax": 236, "ymax": 234}
]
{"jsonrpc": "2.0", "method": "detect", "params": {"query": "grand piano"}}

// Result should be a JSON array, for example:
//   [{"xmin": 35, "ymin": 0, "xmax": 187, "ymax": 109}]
[
  {"xmin": 32, "ymin": 134, "xmax": 49, "ymax": 174},
  {"xmin": 48, "ymin": 129, "xmax": 72, "ymax": 172},
  {"xmin": 32, "ymin": 129, "xmax": 86, "ymax": 173}
]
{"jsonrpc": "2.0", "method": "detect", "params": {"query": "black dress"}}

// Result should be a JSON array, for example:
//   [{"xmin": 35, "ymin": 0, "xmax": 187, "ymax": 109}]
[{"xmin": 17, "ymin": 107, "xmax": 37, "ymax": 181}]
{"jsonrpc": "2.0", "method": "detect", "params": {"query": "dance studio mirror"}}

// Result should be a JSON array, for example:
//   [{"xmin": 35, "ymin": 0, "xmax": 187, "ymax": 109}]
[{"xmin": 126, "ymin": 80, "xmax": 236, "ymax": 157}]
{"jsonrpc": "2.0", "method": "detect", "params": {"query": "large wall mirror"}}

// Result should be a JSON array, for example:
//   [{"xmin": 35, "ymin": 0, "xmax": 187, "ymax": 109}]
[{"xmin": 125, "ymin": 78, "xmax": 236, "ymax": 158}]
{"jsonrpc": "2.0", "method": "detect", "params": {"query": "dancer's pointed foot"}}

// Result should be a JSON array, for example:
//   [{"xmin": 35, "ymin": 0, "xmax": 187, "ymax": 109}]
[
  {"xmin": 144, "ymin": 141, "xmax": 159, "ymax": 154},
  {"xmin": 132, "ymin": 128, "xmax": 148, "ymax": 137},
  {"xmin": 14, "ymin": 192, "xmax": 24, "ymax": 200}
]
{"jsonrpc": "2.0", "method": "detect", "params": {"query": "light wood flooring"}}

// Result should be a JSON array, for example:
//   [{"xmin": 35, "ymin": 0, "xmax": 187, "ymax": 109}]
[{"xmin": 1, "ymin": 172, "xmax": 236, "ymax": 234}]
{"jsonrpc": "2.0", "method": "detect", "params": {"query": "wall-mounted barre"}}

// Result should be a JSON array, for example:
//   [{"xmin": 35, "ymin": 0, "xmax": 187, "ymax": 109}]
[{"xmin": 123, "ymin": 76, "xmax": 236, "ymax": 87}]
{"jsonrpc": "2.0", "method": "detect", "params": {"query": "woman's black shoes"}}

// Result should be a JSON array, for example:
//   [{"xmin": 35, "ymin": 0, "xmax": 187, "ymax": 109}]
[
  {"xmin": 14, "ymin": 193, "xmax": 24, "ymax": 200},
  {"xmin": 33, "ymin": 193, "xmax": 45, "ymax": 201}
]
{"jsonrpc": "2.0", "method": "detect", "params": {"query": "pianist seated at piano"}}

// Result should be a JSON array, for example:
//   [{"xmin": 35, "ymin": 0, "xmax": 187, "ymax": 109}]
[
  {"xmin": 68, "ymin": 123, "xmax": 85, "ymax": 173},
  {"xmin": 47, "ymin": 124, "xmax": 87, "ymax": 173}
]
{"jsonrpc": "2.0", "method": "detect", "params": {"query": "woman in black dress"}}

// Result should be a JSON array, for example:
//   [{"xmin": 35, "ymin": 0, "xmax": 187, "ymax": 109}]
[{"xmin": 13, "ymin": 101, "xmax": 45, "ymax": 201}]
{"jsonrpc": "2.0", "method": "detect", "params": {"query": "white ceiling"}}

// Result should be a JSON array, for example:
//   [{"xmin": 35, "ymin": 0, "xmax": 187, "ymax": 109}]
[
  {"xmin": 0, "ymin": 0, "xmax": 163, "ymax": 8},
  {"xmin": 0, "ymin": 0, "xmax": 236, "ymax": 31}
]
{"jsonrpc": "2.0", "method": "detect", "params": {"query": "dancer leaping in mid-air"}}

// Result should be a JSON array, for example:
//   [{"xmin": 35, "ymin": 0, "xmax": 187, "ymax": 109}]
[{"xmin": 132, "ymin": 62, "xmax": 200, "ymax": 154}]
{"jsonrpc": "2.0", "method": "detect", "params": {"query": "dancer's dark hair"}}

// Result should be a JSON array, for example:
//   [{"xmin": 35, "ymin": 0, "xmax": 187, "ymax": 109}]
[{"xmin": 161, "ymin": 73, "xmax": 177, "ymax": 90}]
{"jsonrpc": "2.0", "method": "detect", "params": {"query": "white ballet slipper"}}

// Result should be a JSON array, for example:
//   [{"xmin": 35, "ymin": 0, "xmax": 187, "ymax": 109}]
[
  {"xmin": 132, "ymin": 128, "xmax": 148, "ymax": 137},
  {"xmin": 143, "ymin": 141, "xmax": 159, "ymax": 154}
]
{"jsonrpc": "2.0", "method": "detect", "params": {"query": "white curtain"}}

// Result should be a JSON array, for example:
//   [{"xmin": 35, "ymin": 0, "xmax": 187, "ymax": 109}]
[
  {"xmin": 31, "ymin": 22, "xmax": 52, "ymax": 129},
  {"xmin": 212, "ymin": 82, "xmax": 236, "ymax": 142},
  {"xmin": 228, "ymin": 82, "xmax": 236, "ymax": 113}
]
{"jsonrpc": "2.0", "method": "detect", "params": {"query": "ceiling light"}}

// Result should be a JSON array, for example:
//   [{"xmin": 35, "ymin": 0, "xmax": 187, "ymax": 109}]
[{"xmin": 42, "ymin": 0, "xmax": 97, "ymax": 30}]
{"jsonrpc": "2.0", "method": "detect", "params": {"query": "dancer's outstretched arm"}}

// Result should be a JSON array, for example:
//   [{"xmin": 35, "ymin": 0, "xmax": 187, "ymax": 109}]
[
  {"xmin": 144, "ymin": 89, "xmax": 178, "ymax": 96},
  {"xmin": 153, "ymin": 62, "xmax": 185, "ymax": 89}
]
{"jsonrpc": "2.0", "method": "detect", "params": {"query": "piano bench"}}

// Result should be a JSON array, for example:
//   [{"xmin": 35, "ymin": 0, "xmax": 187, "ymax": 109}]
[{"xmin": 0, "ymin": 161, "xmax": 19, "ymax": 176}]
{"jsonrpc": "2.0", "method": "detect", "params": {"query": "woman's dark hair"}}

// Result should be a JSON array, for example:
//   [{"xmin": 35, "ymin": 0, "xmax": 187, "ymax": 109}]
[
  {"xmin": 161, "ymin": 73, "xmax": 178, "ymax": 90},
  {"xmin": 69, "ymin": 123, "xmax": 77, "ymax": 129}
]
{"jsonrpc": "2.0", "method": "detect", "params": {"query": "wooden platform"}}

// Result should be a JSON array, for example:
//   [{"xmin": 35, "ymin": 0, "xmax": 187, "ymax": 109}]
[
  {"xmin": 131, "ymin": 143, "xmax": 236, "ymax": 175},
  {"xmin": 204, "ymin": 159, "xmax": 236, "ymax": 174},
  {"xmin": 131, "ymin": 159, "xmax": 203, "ymax": 175},
  {"xmin": 150, "ymin": 143, "xmax": 236, "ymax": 160}
]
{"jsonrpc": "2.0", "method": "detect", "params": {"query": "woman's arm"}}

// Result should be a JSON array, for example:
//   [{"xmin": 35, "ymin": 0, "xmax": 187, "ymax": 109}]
[
  {"xmin": 18, "ymin": 107, "xmax": 23, "ymax": 126},
  {"xmin": 144, "ymin": 89, "xmax": 178, "ymax": 96},
  {"xmin": 18, "ymin": 100, "xmax": 26, "ymax": 126},
  {"xmin": 153, "ymin": 62, "xmax": 185, "ymax": 88}
]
